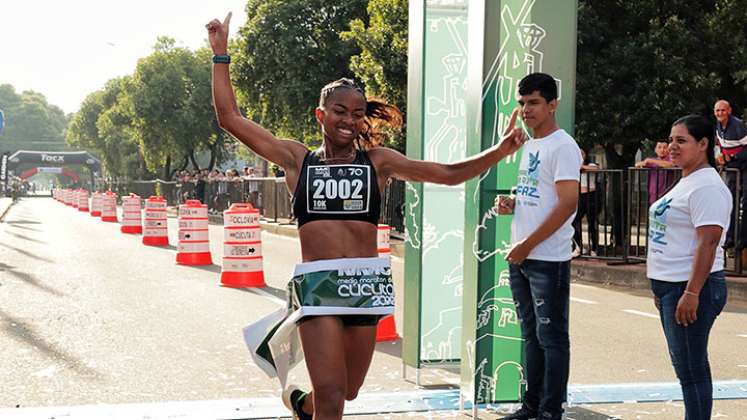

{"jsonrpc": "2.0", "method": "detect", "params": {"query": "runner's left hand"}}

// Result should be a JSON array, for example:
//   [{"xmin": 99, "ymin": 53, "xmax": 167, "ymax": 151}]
[{"xmin": 497, "ymin": 108, "xmax": 527, "ymax": 156}]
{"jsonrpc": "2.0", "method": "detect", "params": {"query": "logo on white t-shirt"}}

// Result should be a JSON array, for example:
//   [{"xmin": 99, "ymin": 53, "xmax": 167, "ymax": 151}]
[
  {"xmin": 527, "ymin": 151, "xmax": 541, "ymax": 178},
  {"xmin": 649, "ymin": 198, "xmax": 672, "ymax": 246},
  {"xmin": 516, "ymin": 151, "xmax": 541, "ymax": 200}
]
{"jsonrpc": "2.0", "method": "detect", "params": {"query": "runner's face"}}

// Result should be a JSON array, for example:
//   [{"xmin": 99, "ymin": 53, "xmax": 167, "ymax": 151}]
[
  {"xmin": 518, "ymin": 90, "xmax": 556, "ymax": 131},
  {"xmin": 316, "ymin": 88, "xmax": 367, "ymax": 148}
]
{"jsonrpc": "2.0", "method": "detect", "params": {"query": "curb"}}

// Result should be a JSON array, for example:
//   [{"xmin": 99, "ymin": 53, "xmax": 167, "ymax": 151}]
[
  {"xmin": 572, "ymin": 258, "xmax": 747, "ymax": 305},
  {"xmin": 0, "ymin": 198, "xmax": 13, "ymax": 222}
]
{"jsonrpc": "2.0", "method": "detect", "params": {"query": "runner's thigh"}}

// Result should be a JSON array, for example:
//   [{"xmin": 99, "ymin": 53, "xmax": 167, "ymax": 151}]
[
  {"xmin": 299, "ymin": 316, "xmax": 348, "ymax": 390},
  {"xmin": 343, "ymin": 325, "xmax": 377, "ymax": 399}
]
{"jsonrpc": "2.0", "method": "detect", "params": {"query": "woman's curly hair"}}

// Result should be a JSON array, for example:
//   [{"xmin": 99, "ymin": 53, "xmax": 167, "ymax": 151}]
[{"xmin": 319, "ymin": 78, "xmax": 402, "ymax": 150}]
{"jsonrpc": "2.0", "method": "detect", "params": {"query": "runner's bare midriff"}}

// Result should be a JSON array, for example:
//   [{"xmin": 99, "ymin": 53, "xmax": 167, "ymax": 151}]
[{"xmin": 298, "ymin": 220, "xmax": 378, "ymax": 262}]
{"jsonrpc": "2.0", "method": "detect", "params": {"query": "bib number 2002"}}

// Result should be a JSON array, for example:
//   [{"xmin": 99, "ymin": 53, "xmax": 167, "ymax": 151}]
[{"xmin": 312, "ymin": 178, "xmax": 364, "ymax": 200}]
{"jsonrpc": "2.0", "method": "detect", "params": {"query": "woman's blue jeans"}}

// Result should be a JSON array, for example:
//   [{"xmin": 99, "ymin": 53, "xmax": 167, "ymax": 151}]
[{"xmin": 651, "ymin": 271, "xmax": 727, "ymax": 420}]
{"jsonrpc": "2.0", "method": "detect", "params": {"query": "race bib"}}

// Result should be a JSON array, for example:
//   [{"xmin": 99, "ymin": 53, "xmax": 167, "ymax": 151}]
[{"xmin": 306, "ymin": 164, "xmax": 371, "ymax": 214}]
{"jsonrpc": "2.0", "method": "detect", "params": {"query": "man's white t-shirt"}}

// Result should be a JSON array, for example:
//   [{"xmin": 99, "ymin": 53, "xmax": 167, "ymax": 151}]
[
  {"xmin": 646, "ymin": 167, "xmax": 732, "ymax": 282},
  {"xmin": 511, "ymin": 129, "xmax": 582, "ymax": 261}
]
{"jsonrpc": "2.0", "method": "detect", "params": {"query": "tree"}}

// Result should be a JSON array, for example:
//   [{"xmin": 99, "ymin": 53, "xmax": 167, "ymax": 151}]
[
  {"xmin": 576, "ymin": 1, "xmax": 723, "ymax": 168},
  {"xmin": 126, "ymin": 37, "xmax": 223, "ymax": 178},
  {"xmin": 232, "ymin": 0, "xmax": 369, "ymax": 144},
  {"xmin": 0, "ymin": 84, "xmax": 68, "ymax": 148},
  {"xmin": 707, "ymin": 0, "xmax": 747, "ymax": 115},
  {"xmin": 575, "ymin": 1, "xmax": 730, "ymax": 247},
  {"xmin": 67, "ymin": 77, "xmax": 145, "ymax": 179},
  {"xmin": 341, "ymin": 0, "xmax": 408, "ymax": 150}
]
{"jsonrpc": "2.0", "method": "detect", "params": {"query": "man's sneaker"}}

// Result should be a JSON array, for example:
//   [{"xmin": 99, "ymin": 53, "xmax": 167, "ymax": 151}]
[
  {"xmin": 538, "ymin": 411, "xmax": 563, "ymax": 420},
  {"xmin": 281, "ymin": 384, "xmax": 312, "ymax": 420},
  {"xmin": 499, "ymin": 404, "xmax": 538, "ymax": 420}
]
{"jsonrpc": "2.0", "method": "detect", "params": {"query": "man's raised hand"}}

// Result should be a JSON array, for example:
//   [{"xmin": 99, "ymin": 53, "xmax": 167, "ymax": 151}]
[{"xmin": 206, "ymin": 12, "xmax": 232, "ymax": 55}]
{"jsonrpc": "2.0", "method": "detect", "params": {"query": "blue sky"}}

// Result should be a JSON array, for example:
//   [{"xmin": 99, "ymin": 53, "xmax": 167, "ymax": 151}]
[{"xmin": 0, "ymin": 0, "xmax": 248, "ymax": 114}]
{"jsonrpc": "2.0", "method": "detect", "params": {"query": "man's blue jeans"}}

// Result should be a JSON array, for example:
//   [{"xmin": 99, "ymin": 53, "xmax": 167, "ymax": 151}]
[
  {"xmin": 651, "ymin": 272, "xmax": 727, "ymax": 420},
  {"xmin": 509, "ymin": 259, "xmax": 570, "ymax": 417}
]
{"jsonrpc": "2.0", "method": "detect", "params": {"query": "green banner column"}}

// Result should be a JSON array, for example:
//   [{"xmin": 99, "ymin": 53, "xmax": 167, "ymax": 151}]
[
  {"xmin": 461, "ymin": 0, "xmax": 578, "ymax": 408},
  {"xmin": 403, "ymin": 0, "xmax": 470, "ymax": 371},
  {"xmin": 402, "ymin": 0, "xmax": 425, "ymax": 371}
]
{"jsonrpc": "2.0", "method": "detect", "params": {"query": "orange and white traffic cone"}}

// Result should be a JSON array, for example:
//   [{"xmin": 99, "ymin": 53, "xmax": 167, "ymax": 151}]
[
  {"xmin": 90, "ymin": 192, "xmax": 102, "ymax": 217},
  {"xmin": 221, "ymin": 203, "xmax": 265, "ymax": 287},
  {"xmin": 142, "ymin": 196, "xmax": 169, "ymax": 246},
  {"xmin": 100, "ymin": 191, "xmax": 118, "ymax": 222},
  {"xmin": 375, "ymin": 224, "xmax": 399, "ymax": 342},
  {"xmin": 176, "ymin": 200, "xmax": 212, "ymax": 265},
  {"xmin": 120, "ymin": 193, "xmax": 143, "ymax": 234},
  {"xmin": 66, "ymin": 189, "xmax": 74, "ymax": 206},
  {"xmin": 72, "ymin": 189, "xmax": 80, "ymax": 209},
  {"xmin": 77, "ymin": 189, "xmax": 90, "ymax": 212}
]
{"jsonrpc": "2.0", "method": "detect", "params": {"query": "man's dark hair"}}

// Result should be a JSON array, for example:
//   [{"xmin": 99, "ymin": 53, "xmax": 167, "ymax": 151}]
[
  {"xmin": 672, "ymin": 115, "xmax": 717, "ymax": 168},
  {"xmin": 518, "ymin": 73, "xmax": 558, "ymax": 103}
]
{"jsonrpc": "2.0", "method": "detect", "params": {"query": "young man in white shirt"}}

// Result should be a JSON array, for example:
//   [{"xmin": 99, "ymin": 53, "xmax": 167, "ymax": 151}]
[{"xmin": 496, "ymin": 73, "xmax": 582, "ymax": 420}]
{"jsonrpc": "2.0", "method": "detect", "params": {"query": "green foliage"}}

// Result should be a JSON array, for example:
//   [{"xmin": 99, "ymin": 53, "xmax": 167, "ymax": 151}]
[
  {"xmin": 0, "ymin": 84, "xmax": 68, "ymax": 148},
  {"xmin": 707, "ymin": 0, "xmax": 747, "ymax": 113},
  {"xmin": 575, "ymin": 0, "xmax": 747, "ymax": 168},
  {"xmin": 67, "ymin": 38, "xmax": 223, "ymax": 179},
  {"xmin": 341, "ymin": 0, "xmax": 408, "ymax": 150},
  {"xmin": 232, "ymin": 0, "xmax": 368, "ymax": 144},
  {"xmin": 67, "ymin": 77, "xmax": 142, "ymax": 178}
]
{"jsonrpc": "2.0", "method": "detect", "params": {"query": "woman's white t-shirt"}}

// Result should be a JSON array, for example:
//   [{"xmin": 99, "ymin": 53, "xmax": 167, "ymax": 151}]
[
  {"xmin": 511, "ymin": 129, "xmax": 582, "ymax": 261},
  {"xmin": 646, "ymin": 167, "xmax": 732, "ymax": 282}
]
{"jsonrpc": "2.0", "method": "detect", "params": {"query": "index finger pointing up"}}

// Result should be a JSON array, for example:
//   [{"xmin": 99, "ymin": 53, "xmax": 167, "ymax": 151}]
[
  {"xmin": 503, "ymin": 107, "xmax": 519, "ymax": 136},
  {"xmin": 223, "ymin": 12, "xmax": 232, "ymax": 26}
]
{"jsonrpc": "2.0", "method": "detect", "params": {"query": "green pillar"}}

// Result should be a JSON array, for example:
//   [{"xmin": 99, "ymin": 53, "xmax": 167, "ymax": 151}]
[
  {"xmin": 460, "ymin": 0, "xmax": 578, "ymax": 408},
  {"xmin": 403, "ymin": 0, "xmax": 470, "ymax": 372}
]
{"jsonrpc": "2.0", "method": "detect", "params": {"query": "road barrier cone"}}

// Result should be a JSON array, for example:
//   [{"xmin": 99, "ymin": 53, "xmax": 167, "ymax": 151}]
[
  {"xmin": 121, "ymin": 193, "xmax": 143, "ymax": 234},
  {"xmin": 142, "ymin": 196, "xmax": 169, "ymax": 246},
  {"xmin": 176, "ymin": 200, "xmax": 212, "ymax": 265},
  {"xmin": 100, "ymin": 191, "xmax": 118, "ymax": 222},
  {"xmin": 90, "ymin": 192, "xmax": 102, "ymax": 217},
  {"xmin": 77, "ymin": 189, "xmax": 90, "ymax": 212},
  {"xmin": 375, "ymin": 224, "xmax": 399, "ymax": 342},
  {"xmin": 221, "ymin": 203, "xmax": 265, "ymax": 287},
  {"xmin": 72, "ymin": 189, "xmax": 80, "ymax": 209}
]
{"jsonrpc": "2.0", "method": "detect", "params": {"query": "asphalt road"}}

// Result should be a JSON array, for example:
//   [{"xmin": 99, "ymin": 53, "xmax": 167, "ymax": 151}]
[{"xmin": 1, "ymin": 197, "xmax": 746, "ymax": 419}]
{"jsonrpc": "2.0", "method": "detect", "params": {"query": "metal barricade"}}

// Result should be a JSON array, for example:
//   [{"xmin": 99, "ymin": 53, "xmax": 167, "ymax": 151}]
[
  {"xmin": 626, "ymin": 167, "xmax": 681, "ymax": 262},
  {"xmin": 574, "ymin": 169, "xmax": 626, "ymax": 261}
]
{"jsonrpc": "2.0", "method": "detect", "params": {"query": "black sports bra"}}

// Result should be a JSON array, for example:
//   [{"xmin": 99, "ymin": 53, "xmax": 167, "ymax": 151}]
[{"xmin": 292, "ymin": 149, "xmax": 381, "ymax": 228}]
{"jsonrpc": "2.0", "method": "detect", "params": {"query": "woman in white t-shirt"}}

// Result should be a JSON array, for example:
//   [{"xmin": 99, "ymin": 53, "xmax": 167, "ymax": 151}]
[{"xmin": 647, "ymin": 115, "xmax": 731, "ymax": 420}]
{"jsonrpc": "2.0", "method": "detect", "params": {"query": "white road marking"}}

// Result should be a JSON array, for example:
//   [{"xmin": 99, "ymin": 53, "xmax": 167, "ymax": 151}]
[
  {"xmin": 571, "ymin": 283, "xmax": 596, "ymax": 289},
  {"xmin": 738, "ymin": 334, "xmax": 747, "ymax": 338},
  {"xmin": 570, "ymin": 297, "xmax": 598, "ymax": 304},
  {"xmin": 622, "ymin": 309, "xmax": 659, "ymax": 319}
]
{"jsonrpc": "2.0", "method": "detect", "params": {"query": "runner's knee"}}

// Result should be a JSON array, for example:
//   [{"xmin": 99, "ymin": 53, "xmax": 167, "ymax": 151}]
[{"xmin": 314, "ymin": 383, "xmax": 346, "ymax": 410}]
